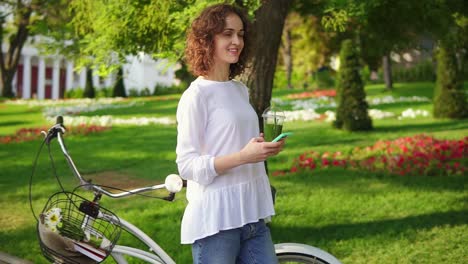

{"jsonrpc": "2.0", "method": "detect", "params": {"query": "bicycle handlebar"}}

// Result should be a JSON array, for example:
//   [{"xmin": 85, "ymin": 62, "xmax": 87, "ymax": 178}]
[{"xmin": 46, "ymin": 116, "xmax": 183, "ymax": 199}]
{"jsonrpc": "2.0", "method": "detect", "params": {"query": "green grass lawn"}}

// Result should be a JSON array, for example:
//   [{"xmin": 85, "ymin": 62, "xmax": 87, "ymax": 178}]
[{"xmin": 0, "ymin": 82, "xmax": 467, "ymax": 263}]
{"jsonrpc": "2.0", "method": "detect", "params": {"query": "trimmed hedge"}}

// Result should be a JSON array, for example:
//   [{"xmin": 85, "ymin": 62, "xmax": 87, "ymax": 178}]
[
  {"xmin": 433, "ymin": 45, "xmax": 468, "ymax": 119},
  {"xmin": 334, "ymin": 39, "xmax": 373, "ymax": 131}
]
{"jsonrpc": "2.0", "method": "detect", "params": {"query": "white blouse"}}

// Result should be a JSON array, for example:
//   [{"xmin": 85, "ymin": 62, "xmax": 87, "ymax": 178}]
[{"xmin": 176, "ymin": 77, "xmax": 275, "ymax": 244}]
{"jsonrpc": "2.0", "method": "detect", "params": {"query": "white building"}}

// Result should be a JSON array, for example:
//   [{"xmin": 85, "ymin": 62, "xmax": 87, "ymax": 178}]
[{"xmin": 1, "ymin": 41, "xmax": 177, "ymax": 99}]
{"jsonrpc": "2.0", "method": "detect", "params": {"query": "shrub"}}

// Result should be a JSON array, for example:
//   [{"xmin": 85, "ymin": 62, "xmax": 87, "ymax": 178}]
[
  {"xmin": 140, "ymin": 87, "xmax": 151, "ymax": 97},
  {"xmin": 83, "ymin": 69, "xmax": 95, "ymax": 98},
  {"xmin": 65, "ymin": 88, "xmax": 84, "ymax": 99},
  {"xmin": 334, "ymin": 39, "xmax": 373, "ymax": 131},
  {"xmin": 96, "ymin": 87, "xmax": 113, "ymax": 98},
  {"xmin": 311, "ymin": 67, "xmax": 335, "ymax": 89},
  {"xmin": 153, "ymin": 84, "xmax": 184, "ymax": 95},
  {"xmin": 433, "ymin": 45, "xmax": 468, "ymax": 118},
  {"xmin": 128, "ymin": 88, "xmax": 139, "ymax": 97},
  {"xmin": 112, "ymin": 67, "xmax": 127, "ymax": 98},
  {"xmin": 392, "ymin": 60, "xmax": 435, "ymax": 82}
]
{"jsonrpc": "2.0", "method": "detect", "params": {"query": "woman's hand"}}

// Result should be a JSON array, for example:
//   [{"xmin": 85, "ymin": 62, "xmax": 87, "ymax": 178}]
[
  {"xmin": 213, "ymin": 134, "xmax": 285, "ymax": 174},
  {"xmin": 238, "ymin": 135, "xmax": 285, "ymax": 164}
]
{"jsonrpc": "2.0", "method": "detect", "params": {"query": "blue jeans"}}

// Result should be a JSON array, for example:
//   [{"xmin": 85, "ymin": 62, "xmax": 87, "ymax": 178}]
[{"xmin": 192, "ymin": 220, "xmax": 278, "ymax": 264}]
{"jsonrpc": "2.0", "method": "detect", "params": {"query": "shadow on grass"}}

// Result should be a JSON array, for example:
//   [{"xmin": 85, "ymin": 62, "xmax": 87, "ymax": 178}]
[
  {"xmin": 0, "ymin": 120, "xmax": 29, "ymax": 127},
  {"xmin": 272, "ymin": 168, "xmax": 467, "ymax": 192},
  {"xmin": 0, "ymin": 224, "xmax": 45, "ymax": 262},
  {"xmin": 374, "ymin": 119, "xmax": 468, "ymax": 133},
  {"xmin": 370, "ymin": 101, "xmax": 430, "ymax": 111},
  {"xmin": 271, "ymin": 209, "xmax": 468, "ymax": 244}
]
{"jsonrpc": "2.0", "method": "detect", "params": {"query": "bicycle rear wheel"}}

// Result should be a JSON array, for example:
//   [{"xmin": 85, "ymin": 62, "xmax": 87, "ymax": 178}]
[
  {"xmin": 277, "ymin": 252, "xmax": 330, "ymax": 264},
  {"xmin": 275, "ymin": 243, "xmax": 341, "ymax": 264}
]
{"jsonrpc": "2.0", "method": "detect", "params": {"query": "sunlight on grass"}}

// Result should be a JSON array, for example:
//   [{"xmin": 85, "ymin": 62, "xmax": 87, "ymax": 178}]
[{"xmin": 1, "ymin": 83, "xmax": 467, "ymax": 263}]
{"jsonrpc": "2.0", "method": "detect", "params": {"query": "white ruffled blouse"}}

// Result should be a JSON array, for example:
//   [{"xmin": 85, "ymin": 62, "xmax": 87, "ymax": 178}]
[{"xmin": 176, "ymin": 77, "xmax": 275, "ymax": 244}]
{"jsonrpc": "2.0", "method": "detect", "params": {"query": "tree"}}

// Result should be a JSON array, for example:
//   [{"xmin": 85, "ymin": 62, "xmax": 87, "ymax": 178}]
[
  {"xmin": 279, "ymin": 14, "xmax": 294, "ymax": 90},
  {"xmin": 238, "ymin": 0, "xmax": 293, "ymax": 127},
  {"xmin": 322, "ymin": 0, "xmax": 461, "ymax": 90},
  {"xmin": 174, "ymin": 61, "xmax": 195, "ymax": 90},
  {"xmin": 278, "ymin": 12, "xmax": 338, "ymax": 90},
  {"xmin": 69, "ymin": 0, "xmax": 237, "ymax": 74},
  {"xmin": 112, "ymin": 67, "xmax": 126, "ymax": 97},
  {"xmin": 64, "ymin": 0, "xmax": 292, "ymax": 127},
  {"xmin": 358, "ymin": 0, "xmax": 429, "ymax": 90},
  {"xmin": 0, "ymin": 0, "xmax": 67, "ymax": 97},
  {"xmin": 334, "ymin": 39, "xmax": 372, "ymax": 131},
  {"xmin": 83, "ymin": 68, "xmax": 95, "ymax": 98}
]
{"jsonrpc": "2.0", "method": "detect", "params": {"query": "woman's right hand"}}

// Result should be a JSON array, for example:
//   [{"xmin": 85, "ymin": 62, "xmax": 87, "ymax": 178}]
[
  {"xmin": 213, "ymin": 135, "xmax": 285, "ymax": 174},
  {"xmin": 239, "ymin": 136, "xmax": 284, "ymax": 164}
]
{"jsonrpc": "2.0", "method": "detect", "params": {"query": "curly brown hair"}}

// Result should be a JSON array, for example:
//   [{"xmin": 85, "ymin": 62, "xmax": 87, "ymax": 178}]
[{"xmin": 185, "ymin": 4, "xmax": 252, "ymax": 79}]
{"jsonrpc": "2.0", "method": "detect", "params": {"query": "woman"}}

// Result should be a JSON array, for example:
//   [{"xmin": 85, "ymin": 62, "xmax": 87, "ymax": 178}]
[{"xmin": 176, "ymin": 3, "xmax": 284, "ymax": 263}]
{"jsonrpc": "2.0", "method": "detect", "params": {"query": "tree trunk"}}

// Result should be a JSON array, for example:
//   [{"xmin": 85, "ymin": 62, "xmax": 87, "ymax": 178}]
[
  {"xmin": 281, "ymin": 26, "xmax": 293, "ymax": 90},
  {"xmin": 239, "ymin": 0, "xmax": 292, "ymax": 130},
  {"xmin": 382, "ymin": 54, "xmax": 393, "ymax": 90},
  {"xmin": 0, "ymin": 4, "xmax": 33, "ymax": 98},
  {"xmin": 0, "ymin": 72, "xmax": 16, "ymax": 98}
]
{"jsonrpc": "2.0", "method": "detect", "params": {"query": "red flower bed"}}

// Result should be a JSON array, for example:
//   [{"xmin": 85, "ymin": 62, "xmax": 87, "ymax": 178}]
[
  {"xmin": 287, "ymin": 89, "xmax": 336, "ymax": 99},
  {"xmin": 0, "ymin": 125, "xmax": 110, "ymax": 144},
  {"xmin": 281, "ymin": 135, "xmax": 467, "ymax": 177}
]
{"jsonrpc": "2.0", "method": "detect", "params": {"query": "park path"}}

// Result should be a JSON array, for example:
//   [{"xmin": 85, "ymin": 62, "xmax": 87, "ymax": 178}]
[{"xmin": 0, "ymin": 252, "xmax": 33, "ymax": 264}]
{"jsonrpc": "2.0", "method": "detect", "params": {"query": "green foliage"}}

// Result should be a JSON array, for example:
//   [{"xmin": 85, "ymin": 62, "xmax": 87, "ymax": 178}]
[
  {"xmin": 67, "ymin": 0, "xmax": 260, "ymax": 73},
  {"xmin": 392, "ymin": 60, "xmax": 436, "ymax": 83},
  {"xmin": 174, "ymin": 62, "xmax": 195, "ymax": 90},
  {"xmin": 153, "ymin": 84, "xmax": 185, "ymax": 96},
  {"xmin": 65, "ymin": 88, "xmax": 84, "ymax": 99},
  {"xmin": 312, "ymin": 68, "xmax": 336, "ymax": 89},
  {"xmin": 334, "ymin": 39, "xmax": 372, "ymax": 131},
  {"xmin": 66, "ymin": 87, "xmax": 111, "ymax": 98},
  {"xmin": 96, "ymin": 87, "xmax": 113, "ymax": 98},
  {"xmin": 279, "ymin": 12, "xmax": 342, "ymax": 89},
  {"xmin": 83, "ymin": 69, "xmax": 95, "ymax": 98},
  {"xmin": 112, "ymin": 67, "xmax": 127, "ymax": 98},
  {"xmin": 127, "ymin": 88, "xmax": 140, "ymax": 97},
  {"xmin": 433, "ymin": 45, "xmax": 468, "ymax": 118},
  {"xmin": 140, "ymin": 88, "xmax": 152, "ymax": 97},
  {"xmin": 273, "ymin": 69, "xmax": 308, "ymax": 90}
]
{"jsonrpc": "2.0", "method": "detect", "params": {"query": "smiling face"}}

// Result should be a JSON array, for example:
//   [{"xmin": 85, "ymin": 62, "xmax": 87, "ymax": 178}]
[
  {"xmin": 185, "ymin": 4, "xmax": 251, "ymax": 79},
  {"xmin": 212, "ymin": 13, "xmax": 245, "ymax": 69}
]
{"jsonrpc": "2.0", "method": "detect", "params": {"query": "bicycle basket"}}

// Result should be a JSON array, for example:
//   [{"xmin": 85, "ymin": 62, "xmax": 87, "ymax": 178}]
[{"xmin": 37, "ymin": 191, "xmax": 121, "ymax": 263}]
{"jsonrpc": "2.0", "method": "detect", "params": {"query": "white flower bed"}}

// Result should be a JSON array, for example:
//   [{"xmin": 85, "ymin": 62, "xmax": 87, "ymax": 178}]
[
  {"xmin": 284, "ymin": 109, "xmax": 322, "ymax": 122},
  {"xmin": 43, "ymin": 101, "xmax": 143, "ymax": 117},
  {"xmin": 273, "ymin": 95, "xmax": 431, "ymax": 111},
  {"xmin": 273, "ymin": 95, "xmax": 431, "ymax": 122},
  {"xmin": 368, "ymin": 109, "xmax": 396, "ymax": 119},
  {"xmin": 47, "ymin": 115, "xmax": 175, "ymax": 126},
  {"xmin": 283, "ymin": 109, "xmax": 395, "ymax": 122},
  {"xmin": 368, "ymin": 96, "xmax": 430, "ymax": 105},
  {"xmin": 398, "ymin": 108, "xmax": 430, "ymax": 120},
  {"xmin": 6, "ymin": 97, "xmax": 127, "ymax": 107}
]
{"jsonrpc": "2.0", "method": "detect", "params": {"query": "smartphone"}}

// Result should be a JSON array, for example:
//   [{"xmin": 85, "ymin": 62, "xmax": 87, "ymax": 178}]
[{"xmin": 272, "ymin": 132, "xmax": 293, "ymax": 142}]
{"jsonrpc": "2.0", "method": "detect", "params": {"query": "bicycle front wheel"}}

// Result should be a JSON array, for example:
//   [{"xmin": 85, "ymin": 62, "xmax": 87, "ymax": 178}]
[{"xmin": 275, "ymin": 243, "xmax": 341, "ymax": 264}]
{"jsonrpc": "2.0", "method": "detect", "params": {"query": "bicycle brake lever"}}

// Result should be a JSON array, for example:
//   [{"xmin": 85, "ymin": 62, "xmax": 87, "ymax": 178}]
[{"xmin": 163, "ymin": 192, "xmax": 176, "ymax": 201}]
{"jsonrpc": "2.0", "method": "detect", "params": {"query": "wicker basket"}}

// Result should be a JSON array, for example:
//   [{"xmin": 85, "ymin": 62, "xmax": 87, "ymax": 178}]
[{"xmin": 37, "ymin": 191, "xmax": 121, "ymax": 263}]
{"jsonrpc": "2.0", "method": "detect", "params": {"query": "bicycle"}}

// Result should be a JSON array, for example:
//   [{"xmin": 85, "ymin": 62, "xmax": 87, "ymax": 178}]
[{"xmin": 30, "ymin": 116, "xmax": 342, "ymax": 264}]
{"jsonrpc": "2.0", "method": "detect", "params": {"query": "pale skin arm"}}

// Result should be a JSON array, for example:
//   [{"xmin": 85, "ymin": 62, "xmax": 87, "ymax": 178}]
[{"xmin": 213, "ymin": 133, "xmax": 285, "ymax": 174}]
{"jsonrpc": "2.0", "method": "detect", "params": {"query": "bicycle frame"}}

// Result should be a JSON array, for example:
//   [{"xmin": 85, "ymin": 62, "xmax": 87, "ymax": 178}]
[
  {"xmin": 111, "ymin": 218, "xmax": 175, "ymax": 263},
  {"xmin": 55, "ymin": 127, "xmax": 178, "ymax": 263}
]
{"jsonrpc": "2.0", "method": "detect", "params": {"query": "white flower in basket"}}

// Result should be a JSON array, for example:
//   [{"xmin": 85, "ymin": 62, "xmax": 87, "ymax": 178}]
[{"xmin": 44, "ymin": 207, "xmax": 62, "ymax": 231}]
